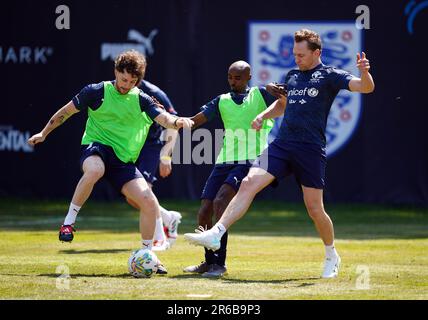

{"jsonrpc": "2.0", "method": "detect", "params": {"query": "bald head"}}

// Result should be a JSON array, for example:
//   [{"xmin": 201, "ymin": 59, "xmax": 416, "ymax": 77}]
[
  {"xmin": 228, "ymin": 61, "xmax": 251, "ymax": 93},
  {"xmin": 229, "ymin": 60, "xmax": 251, "ymax": 75}
]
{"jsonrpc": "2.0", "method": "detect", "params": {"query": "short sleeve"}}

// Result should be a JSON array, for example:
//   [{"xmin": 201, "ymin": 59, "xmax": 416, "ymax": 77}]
[
  {"xmin": 200, "ymin": 96, "xmax": 221, "ymax": 121},
  {"xmin": 329, "ymin": 68, "xmax": 355, "ymax": 92},
  {"xmin": 139, "ymin": 92, "xmax": 165, "ymax": 120},
  {"xmin": 72, "ymin": 82, "xmax": 104, "ymax": 111},
  {"xmin": 258, "ymin": 86, "xmax": 277, "ymax": 106},
  {"xmin": 152, "ymin": 90, "xmax": 177, "ymax": 115}
]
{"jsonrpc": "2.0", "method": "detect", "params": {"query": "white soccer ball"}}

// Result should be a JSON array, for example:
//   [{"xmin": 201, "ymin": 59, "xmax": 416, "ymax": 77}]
[{"xmin": 128, "ymin": 248, "xmax": 159, "ymax": 278}]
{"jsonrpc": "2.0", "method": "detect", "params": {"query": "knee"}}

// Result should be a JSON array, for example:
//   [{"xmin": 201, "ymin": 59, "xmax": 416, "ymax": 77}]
[
  {"xmin": 239, "ymin": 176, "xmax": 257, "ymax": 195},
  {"xmin": 82, "ymin": 166, "xmax": 104, "ymax": 184},
  {"xmin": 305, "ymin": 202, "xmax": 325, "ymax": 220},
  {"xmin": 135, "ymin": 189, "xmax": 158, "ymax": 210},
  {"xmin": 141, "ymin": 189, "xmax": 157, "ymax": 207}
]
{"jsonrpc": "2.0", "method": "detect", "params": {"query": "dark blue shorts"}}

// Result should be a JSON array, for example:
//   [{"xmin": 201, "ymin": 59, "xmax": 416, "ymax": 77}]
[
  {"xmin": 80, "ymin": 142, "xmax": 143, "ymax": 192},
  {"xmin": 253, "ymin": 139, "xmax": 327, "ymax": 189},
  {"xmin": 136, "ymin": 142, "xmax": 162, "ymax": 185},
  {"xmin": 201, "ymin": 162, "xmax": 252, "ymax": 200}
]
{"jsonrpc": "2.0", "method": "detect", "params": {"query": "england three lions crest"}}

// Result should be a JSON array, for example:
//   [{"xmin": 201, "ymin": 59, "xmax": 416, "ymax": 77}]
[{"xmin": 249, "ymin": 21, "xmax": 362, "ymax": 157}]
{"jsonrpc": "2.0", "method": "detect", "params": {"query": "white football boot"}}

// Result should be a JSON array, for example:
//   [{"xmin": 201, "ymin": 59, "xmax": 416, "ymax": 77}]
[
  {"xmin": 152, "ymin": 239, "xmax": 171, "ymax": 251},
  {"xmin": 164, "ymin": 211, "xmax": 182, "ymax": 246},
  {"xmin": 322, "ymin": 255, "xmax": 341, "ymax": 278},
  {"xmin": 184, "ymin": 226, "xmax": 221, "ymax": 251}
]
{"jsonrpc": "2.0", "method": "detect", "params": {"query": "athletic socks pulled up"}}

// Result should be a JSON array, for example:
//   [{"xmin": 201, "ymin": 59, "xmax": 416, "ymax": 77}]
[{"xmin": 63, "ymin": 203, "xmax": 81, "ymax": 225}]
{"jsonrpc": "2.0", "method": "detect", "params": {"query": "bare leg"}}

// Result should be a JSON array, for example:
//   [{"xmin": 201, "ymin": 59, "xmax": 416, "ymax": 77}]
[
  {"xmin": 198, "ymin": 199, "xmax": 214, "ymax": 229},
  {"xmin": 212, "ymin": 184, "xmax": 236, "ymax": 268},
  {"xmin": 126, "ymin": 182, "xmax": 162, "ymax": 218},
  {"xmin": 302, "ymin": 186, "xmax": 334, "ymax": 245},
  {"xmin": 71, "ymin": 155, "xmax": 105, "ymax": 206},
  {"xmin": 302, "ymin": 186, "xmax": 341, "ymax": 278},
  {"xmin": 213, "ymin": 184, "xmax": 236, "ymax": 222},
  {"xmin": 218, "ymin": 167, "xmax": 275, "ymax": 229},
  {"xmin": 121, "ymin": 178, "xmax": 159, "ymax": 241}
]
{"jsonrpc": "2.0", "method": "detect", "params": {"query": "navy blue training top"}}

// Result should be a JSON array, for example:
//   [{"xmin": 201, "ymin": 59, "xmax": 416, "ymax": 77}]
[{"xmin": 277, "ymin": 63, "xmax": 354, "ymax": 147}]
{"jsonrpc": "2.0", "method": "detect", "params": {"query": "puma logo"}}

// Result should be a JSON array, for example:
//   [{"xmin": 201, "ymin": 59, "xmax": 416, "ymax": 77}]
[{"xmin": 233, "ymin": 176, "xmax": 240, "ymax": 185}]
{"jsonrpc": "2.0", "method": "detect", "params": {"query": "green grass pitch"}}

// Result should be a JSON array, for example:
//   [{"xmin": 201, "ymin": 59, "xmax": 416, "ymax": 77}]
[{"xmin": 0, "ymin": 200, "xmax": 427, "ymax": 300}]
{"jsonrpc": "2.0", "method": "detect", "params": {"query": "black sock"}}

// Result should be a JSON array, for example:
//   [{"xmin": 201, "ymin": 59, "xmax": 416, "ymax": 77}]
[
  {"xmin": 215, "ymin": 231, "xmax": 228, "ymax": 267},
  {"xmin": 205, "ymin": 247, "xmax": 215, "ymax": 265}
]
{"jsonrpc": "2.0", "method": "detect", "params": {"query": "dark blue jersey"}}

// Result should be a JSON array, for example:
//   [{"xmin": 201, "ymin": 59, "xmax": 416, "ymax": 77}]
[
  {"xmin": 201, "ymin": 86, "xmax": 276, "ymax": 122},
  {"xmin": 277, "ymin": 63, "xmax": 354, "ymax": 147},
  {"xmin": 72, "ymin": 81, "xmax": 163, "ymax": 120},
  {"xmin": 138, "ymin": 80, "xmax": 177, "ymax": 145}
]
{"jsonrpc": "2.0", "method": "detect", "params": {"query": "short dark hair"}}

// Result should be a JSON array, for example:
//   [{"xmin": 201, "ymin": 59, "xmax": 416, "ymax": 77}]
[
  {"xmin": 294, "ymin": 29, "xmax": 322, "ymax": 51},
  {"xmin": 114, "ymin": 50, "xmax": 147, "ymax": 84}
]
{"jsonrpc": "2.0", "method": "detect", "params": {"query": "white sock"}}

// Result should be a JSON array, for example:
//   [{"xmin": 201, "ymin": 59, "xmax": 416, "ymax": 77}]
[
  {"xmin": 142, "ymin": 239, "xmax": 153, "ymax": 250},
  {"xmin": 154, "ymin": 217, "xmax": 166, "ymax": 241},
  {"xmin": 212, "ymin": 222, "xmax": 226, "ymax": 237},
  {"xmin": 159, "ymin": 206, "xmax": 172, "ymax": 226},
  {"xmin": 64, "ymin": 203, "xmax": 81, "ymax": 225},
  {"xmin": 325, "ymin": 244, "xmax": 338, "ymax": 259}
]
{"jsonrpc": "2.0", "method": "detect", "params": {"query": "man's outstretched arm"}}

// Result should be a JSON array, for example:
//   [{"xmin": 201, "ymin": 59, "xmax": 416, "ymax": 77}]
[
  {"xmin": 251, "ymin": 95, "xmax": 287, "ymax": 130},
  {"xmin": 154, "ymin": 112, "xmax": 194, "ymax": 130},
  {"xmin": 349, "ymin": 52, "xmax": 375, "ymax": 93},
  {"xmin": 28, "ymin": 101, "xmax": 80, "ymax": 146}
]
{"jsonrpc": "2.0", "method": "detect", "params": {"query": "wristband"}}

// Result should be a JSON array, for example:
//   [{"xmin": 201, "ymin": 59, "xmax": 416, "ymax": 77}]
[
  {"xmin": 160, "ymin": 155, "xmax": 172, "ymax": 161},
  {"xmin": 173, "ymin": 118, "xmax": 179, "ymax": 128}
]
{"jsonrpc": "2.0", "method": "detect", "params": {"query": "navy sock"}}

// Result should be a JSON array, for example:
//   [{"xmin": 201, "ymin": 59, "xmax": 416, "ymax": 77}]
[
  {"xmin": 214, "ymin": 231, "xmax": 228, "ymax": 267},
  {"xmin": 205, "ymin": 247, "xmax": 215, "ymax": 265}
]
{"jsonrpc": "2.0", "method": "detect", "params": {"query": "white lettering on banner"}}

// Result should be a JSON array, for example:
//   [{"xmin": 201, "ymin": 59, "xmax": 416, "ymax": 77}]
[
  {"xmin": 55, "ymin": 5, "xmax": 71, "ymax": 30},
  {"xmin": 0, "ymin": 127, "xmax": 33, "ymax": 153},
  {"xmin": 355, "ymin": 5, "xmax": 371, "ymax": 30},
  {"xmin": 101, "ymin": 29, "xmax": 158, "ymax": 61},
  {"xmin": 0, "ymin": 47, "xmax": 54, "ymax": 64}
]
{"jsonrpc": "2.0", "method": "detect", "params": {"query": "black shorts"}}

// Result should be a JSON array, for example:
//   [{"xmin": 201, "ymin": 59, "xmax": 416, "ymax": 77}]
[
  {"xmin": 80, "ymin": 142, "xmax": 143, "ymax": 192},
  {"xmin": 136, "ymin": 143, "xmax": 162, "ymax": 185},
  {"xmin": 253, "ymin": 139, "xmax": 327, "ymax": 189},
  {"xmin": 201, "ymin": 162, "xmax": 252, "ymax": 200}
]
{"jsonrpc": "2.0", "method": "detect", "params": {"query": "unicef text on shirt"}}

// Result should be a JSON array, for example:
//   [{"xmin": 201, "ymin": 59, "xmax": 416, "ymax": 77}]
[{"xmin": 288, "ymin": 88, "xmax": 309, "ymax": 96}]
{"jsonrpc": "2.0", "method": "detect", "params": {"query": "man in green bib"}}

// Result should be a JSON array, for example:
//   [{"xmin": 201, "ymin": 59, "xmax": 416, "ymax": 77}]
[
  {"xmin": 28, "ymin": 51, "xmax": 193, "ymax": 267},
  {"xmin": 183, "ymin": 61, "xmax": 282, "ymax": 277}
]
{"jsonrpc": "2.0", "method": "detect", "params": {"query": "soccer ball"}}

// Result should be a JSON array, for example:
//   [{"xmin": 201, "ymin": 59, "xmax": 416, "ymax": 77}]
[{"xmin": 128, "ymin": 248, "xmax": 159, "ymax": 278}]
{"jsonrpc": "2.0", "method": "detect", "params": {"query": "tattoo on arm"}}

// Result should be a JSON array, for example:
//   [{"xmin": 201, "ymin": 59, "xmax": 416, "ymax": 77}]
[{"xmin": 49, "ymin": 110, "xmax": 70, "ymax": 128}]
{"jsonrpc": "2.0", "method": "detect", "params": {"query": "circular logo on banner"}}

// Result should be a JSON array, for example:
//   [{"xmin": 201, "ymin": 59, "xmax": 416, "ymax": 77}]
[{"xmin": 308, "ymin": 87, "xmax": 319, "ymax": 97}]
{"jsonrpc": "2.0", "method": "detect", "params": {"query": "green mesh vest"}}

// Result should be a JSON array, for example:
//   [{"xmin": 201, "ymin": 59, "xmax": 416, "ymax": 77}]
[
  {"xmin": 217, "ymin": 87, "xmax": 274, "ymax": 164},
  {"xmin": 81, "ymin": 81, "xmax": 153, "ymax": 163}
]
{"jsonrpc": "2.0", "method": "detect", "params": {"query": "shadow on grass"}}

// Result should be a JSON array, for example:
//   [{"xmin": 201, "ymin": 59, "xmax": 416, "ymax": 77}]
[
  {"xmin": 222, "ymin": 277, "xmax": 319, "ymax": 284},
  {"xmin": 0, "ymin": 273, "xmax": 131, "ymax": 279},
  {"xmin": 171, "ymin": 274, "xmax": 319, "ymax": 285},
  {"xmin": 37, "ymin": 273, "xmax": 131, "ymax": 279},
  {"xmin": 58, "ymin": 249, "xmax": 129, "ymax": 255}
]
